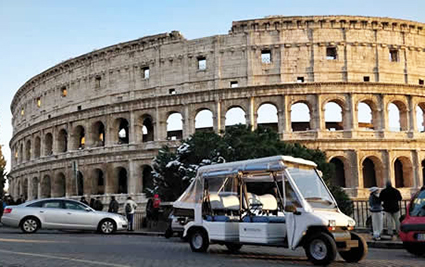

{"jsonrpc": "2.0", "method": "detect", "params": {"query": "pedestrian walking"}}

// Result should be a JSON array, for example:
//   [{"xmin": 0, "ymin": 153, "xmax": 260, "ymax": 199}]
[
  {"xmin": 369, "ymin": 186, "xmax": 383, "ymax": 240},
  {"xmin": 80, "ymin": 196, "xmax": 89, "ymax": 205},
  {"xmin": 108, "ymin": 196, "xmax": 119, "ymax": 213},
  {"xmin": 379, "ymin": 181, "xmax": 402, "ymax": 237},
  {"xmin": 89, "ymin": 198, "xmax": 95, "ymax": 208},
  {"xmin": 93, "ymin": 197, "xmax": 104, "ymax": 211},
  {"xmin": 124, "ymin": 196, "xmax": 137, "ymax": 231}
]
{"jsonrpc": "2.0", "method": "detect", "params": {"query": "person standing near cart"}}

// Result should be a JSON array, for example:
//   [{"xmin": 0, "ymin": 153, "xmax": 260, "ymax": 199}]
[
  {"xmin": 369, "ymin": 186, "xmax": 383, "ymax": 240},
  {"xmin": 379, "ymin": 181, "xmax": 402, "ymax": 238}
]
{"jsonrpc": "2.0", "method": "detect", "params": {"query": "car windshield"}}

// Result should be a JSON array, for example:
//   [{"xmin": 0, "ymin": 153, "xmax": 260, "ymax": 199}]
[
  {"xmin": 287, "ymin": 167, "xmax": 336, "ymax": 209},
  {"xmin": 410, "ymin": 190, "xmax": 425, "ymax": 217}
]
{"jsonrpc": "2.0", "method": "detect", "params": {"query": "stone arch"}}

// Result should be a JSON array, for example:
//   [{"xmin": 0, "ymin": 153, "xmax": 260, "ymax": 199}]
[
  {"xmin": 115, "ymin": 167, "xmax": 128, "ymax": 194},
  {"xmin": 141, "ymin": 115, "xmax": 154, "ymax": 142},
  {"xmin": 387, "ymin": 100, "xmax": 408, "ymax": 132},
  {"xmin": 72, "ymin": 125, "xmax": 85, "ymax": 150},
  {"xmin": 22, "ymin": 178, "xmax": 28, "ymax": 199},
  {"xmin": 34, "ymin": 136, "xmax": 41, "ymax": 158},
  {"xmin": 41, "ymin": 175, "xmax": 51, "ymax": 198},
  {"xmin": 32, "ymin": 177, "xmax": 39, "ymax": 199},
  {"xmin": 25, "ymin": 140, "xmax": 31, "ymax": 161},
  {"xmin": 115, "ymin": 118, "xmax": 129, "ymax": 144},
  {"xmin": 77, "ymin": 171, "xmax": 84, "ymax": 196},
  {"xmin": 57, "ymin": 129, "xmax": 68, "ymax": 152},
  {"xmin": 91, "ymin": 121, "xmax": 105, "ymax": 147},
  {"xmin": 290, "ymin": 101, "xmax": 311, "ymax": 131},
  {"xmin": 257, "ymin": 103, "xmax": 278, "ymax": 131},
  {"xmin": 416, "ymin": 103, "xmax": 425, "ymax": 132},
  {"xmin": 19, "ymin": 143, "xmax": 23, "ymax": 163},
  {"xmin": 44, "ymin": 133, "xmax": 53, "ymax": 156},
  {"xmin": 225, "ymin": 106, "xmax": 246, "ymax": 127},
  {"xmin": 195, "ymin": 109, "xmax": 213, "ymax": 132},
  {"xmin": 393, "ymin": 156, "xmax": 414, "ymax": 188},
  {"xmin": 323, "ymin": 99, "xmax": 345, "ymax": 131},
  {"xmin": 54, "ymin": 172, "xmax": 66, "ymax": 197},
  {"xmin": 167, "ymin": 112, "xmax": 183, "ymax": 140},
  {"xmin": 91, "ymin": 168, "xmax": 105, "ymax": 194},
  {"xmin": 329, "ymin": 157, "xmax": 346, "ymax": 187},
  {"xmin": 357, "ymin": 100, "xmax": 374, "ymax": 130},
  {"xmin": 141, "ymin": 165, "xmax": 153, "ymax": 192},
  {"xmin": 361, "ymin": 156, "xmax": 384, "ymax": 188}
]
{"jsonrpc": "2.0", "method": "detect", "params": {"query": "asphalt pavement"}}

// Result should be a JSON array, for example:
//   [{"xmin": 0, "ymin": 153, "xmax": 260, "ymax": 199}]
[{"xmin": 0, "ymin": 227, "xmax": 423, "ymax": 267}]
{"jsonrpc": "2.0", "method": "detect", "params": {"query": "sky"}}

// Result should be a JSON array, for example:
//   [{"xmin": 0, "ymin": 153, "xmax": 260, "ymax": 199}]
[{"xmin": 1, "ymin": 0, "xmax": 425, "ymax": 179}]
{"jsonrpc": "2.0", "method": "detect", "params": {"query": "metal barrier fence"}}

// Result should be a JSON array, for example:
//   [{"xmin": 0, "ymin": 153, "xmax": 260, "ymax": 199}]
[{"xmin": 351, "ymin": 200, "xmax": 409, "ymax": 229}]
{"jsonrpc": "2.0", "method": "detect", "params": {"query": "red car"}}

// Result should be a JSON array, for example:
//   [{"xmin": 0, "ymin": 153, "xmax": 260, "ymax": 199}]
[{"xmin": 399, "ymin": 187, "xmax": 425, "ymax": 256}]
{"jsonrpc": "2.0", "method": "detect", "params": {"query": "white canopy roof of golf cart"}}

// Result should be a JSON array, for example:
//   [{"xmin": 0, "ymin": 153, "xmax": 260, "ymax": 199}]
[{"xmin": 173, "ymin": 155, "xmax": 317, "ymax": 210}]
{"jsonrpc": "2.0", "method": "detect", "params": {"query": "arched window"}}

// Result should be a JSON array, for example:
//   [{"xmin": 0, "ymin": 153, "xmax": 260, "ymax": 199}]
[
  {"xmin": 22, "ymin": 178, "xmax": 28, "ymax": 199},
  {"xmin": 58, "ymin": 129, "xmax": 68, "ymax": 152},
  {"xmin": 117, "ymin": 167, "xmax": 128, "ymax": 194},
  {"xmin": 117, "ymin": 119, "xmax": 129, "ymax": 144},
  {"xmin": 195, "ymin": 109, "xmax": 213, "ymax": 132},
  {"xmin": 92, "ymin": 169, "xmax": 104, "ymax": 194},
  {"xmin": 394, "ymin": 157, "xmax": 413, "ymax": 188},
  {"xmin": 142, "ymin": 116, "xmax": 154, "ymax": 142},
  {"xmin": 142, "ymin": 165, "xmax": 153, "ymax": 192},
  {"xmin": 291, "ymin": 103, "xmax": 310, "ymax": 131},
  {"xmin": 92, "ymin": 121, "xmax": 105, "ymax": 147},
  {"xmin": 41, "ymin": 175, "xmax": 51, "ymax": 198},
  {"xmin": 257, "ymin": 103, "xmax": 278, "ymax": 131},
  {"xmin": 330, "ymin": 158, "xmax": 346, "ymax": 187},
  {"xmin": 325, "ymin": 101, "xmax": 343, "ymax": 131},
  {"xmin": 77, "ymin": 171, "xmax": 84, "ymax": 196},
  {"xmin": 416, "ymin": 104, "xmax": 425, "ymax": 132},
  {"xmin": 225, "ymin": 107, "xmax": 246, "ymax": 127},
  {"xmin": 44, "ymin": 133, "xmax": 53, "ymax": 156},
  {"xmin": 74, "ymin": 126, "xmax": 85, "ymax": 149},
  {"xmin": 55, "ymin": 173, "xmax": 66, "ymax": 197},
  {"xmin": 34, "ymin": 136, "xmax": 41, "ymax": 158},
  {"xmin": 388, "ymin": 101, "xmax": 408, "ymax": 132},
  {"xmin": 358, "ymin": 102, "xmax": 374, "ymax": 130},
  {"xmin": 167, "ymin": 113, "xmax": 183, "ymax": 140},
  {"xmin": 362, "ymin": 158, "xmax": 377, "ymax": 188},
  {"xmin": 25, "ymin": 140, "xmax": 31, "ymax": 161},
  {"xmin": 19, "ymin": 144, "xmax": 23, "ymax": 163}
]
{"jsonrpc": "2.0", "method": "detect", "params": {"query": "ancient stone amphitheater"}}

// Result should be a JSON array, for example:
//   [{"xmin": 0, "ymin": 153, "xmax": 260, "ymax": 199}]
[{"xmin": 9, "ymin": 16, "xmax": 425, "ymax": 204}]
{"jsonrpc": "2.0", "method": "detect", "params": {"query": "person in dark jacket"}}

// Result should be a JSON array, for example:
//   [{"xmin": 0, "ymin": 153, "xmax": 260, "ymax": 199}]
[
  {"xmin": 80, "ymin": 196, "xmax": 89, "ymax": 205},
  {"xmin": 93, "ymin": 197, "xmax": 103, "ymax": 211},
  {"xmin": 369, "ymin": 186, "xmax": 383, "ymax": 240},
  {"xmin": 89, "ymin": 198, "xmax": 95, "ymax": 208},
  {"xmin": 108, "ymin": 196, "xmax": 119, "ymax": 213},
  {"xmin": 379, "ymin": 181, "xmax": 402, "ymax": 237}
]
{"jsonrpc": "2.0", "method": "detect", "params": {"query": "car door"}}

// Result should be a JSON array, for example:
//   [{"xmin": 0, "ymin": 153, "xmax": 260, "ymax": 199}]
[
  {"xmin": 38, "ymin": 200, "xmax": 69, "ymax": 229},
  {"xmin": 63, "ymin": 200, "xmax": 96, "ymax": 230}
]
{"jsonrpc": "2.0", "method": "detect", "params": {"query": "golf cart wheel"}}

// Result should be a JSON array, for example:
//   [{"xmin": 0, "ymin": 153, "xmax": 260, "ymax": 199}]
[
  {"xmin": 404, "ymin": 242, "xmax": 425, "ymax": 256},
  {"xmin": 189, "ymin": 228, "xmax": 209, "ymax": 252},
  {"xmin": 225, "ymin": 243, "xmax": 243, "ymax": 252},
  {"xmin": 305, "ymin": 232, "xmax": 337, "ymax": 265},
  {"xmin": 339, "ymin": 232, "xmax": 368, "ymax": 262},
  {"xmin": 98, "ymin": 219, "xmax": 116, "ymax": 234},
  {"xmin": 20, "ymin": 216, "xmax": 40, "ymax": 234}
]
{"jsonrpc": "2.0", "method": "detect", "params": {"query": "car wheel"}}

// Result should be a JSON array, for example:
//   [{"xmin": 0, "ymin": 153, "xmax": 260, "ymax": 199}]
[
  {"xmin": 98, "ymin": 219, "xmax": 116, "ymax": 234},
  {"xmin": 404, "ymin": 242, "xmax": 425, "ymax": 256},
  {"xmin": 225, "ymin": 243, "xmax": 243, "ymax": 252},
  {"xmin": 305, "ymin": 232, "xmax": 337, "ymax": 265},
  {"xmin": 339, "ymin": 232, "xmax": 368, "ymax": 262},
  {"xmin": 189, "ymin": 228, "xmax": 209, "ymax": 252},
  {"xmin": 20, "ymin": 217, "xmax": 40, "ymax": 234}
]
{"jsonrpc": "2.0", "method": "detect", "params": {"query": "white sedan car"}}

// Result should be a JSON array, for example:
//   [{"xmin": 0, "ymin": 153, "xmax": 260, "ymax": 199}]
[{"xmin": 1, "ymin": 198, "xmax": 128, "ymax": 234}]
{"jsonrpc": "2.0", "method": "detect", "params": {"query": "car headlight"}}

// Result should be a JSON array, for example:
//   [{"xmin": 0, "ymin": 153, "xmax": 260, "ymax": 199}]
[{"xmin": 328, "ymin": 220, "xmax": 336, "ymax": 227}]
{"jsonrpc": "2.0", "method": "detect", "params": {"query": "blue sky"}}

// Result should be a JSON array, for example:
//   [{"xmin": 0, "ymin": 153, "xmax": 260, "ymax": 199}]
[{"xmin": 1, "ymin": 0, "xmax": 425, "ymax": 175}]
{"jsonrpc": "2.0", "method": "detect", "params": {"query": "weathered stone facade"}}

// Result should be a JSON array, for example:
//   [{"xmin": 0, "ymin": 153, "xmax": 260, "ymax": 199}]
[{"xmin": 9, "ymin": 16, "xmax": 425, "ymax": 201}]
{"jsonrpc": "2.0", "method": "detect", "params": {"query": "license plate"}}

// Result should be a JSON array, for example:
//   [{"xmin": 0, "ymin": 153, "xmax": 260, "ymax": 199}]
[{"xmin": 418, "ymin": 234, "xmax": 425, "ymax": 241}]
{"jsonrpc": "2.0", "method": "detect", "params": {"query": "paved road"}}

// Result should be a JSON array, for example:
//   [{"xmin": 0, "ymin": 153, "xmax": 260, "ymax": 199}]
[{"xmin": 0, "ymin": 227, "xmax": 423, "ymax": 267}]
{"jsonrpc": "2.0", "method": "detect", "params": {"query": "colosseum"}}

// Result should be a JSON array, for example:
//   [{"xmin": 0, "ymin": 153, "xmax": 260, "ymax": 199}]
[{"xmin": 8, "ymin": 15, "xmax": 425, "ymax": 208}]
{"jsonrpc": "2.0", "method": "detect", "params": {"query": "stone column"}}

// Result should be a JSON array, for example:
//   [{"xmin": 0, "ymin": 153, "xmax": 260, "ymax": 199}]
[
  {"xmin": 278, "ymin": 95, "xmax": 287, "ymax": 134},
  {"xmin": 183, "ymin": 105, "xmax": 193, "ymax": 139},
  {"xmin": 349, "ymin": 150, "xmax": 360, "ymax": 188},
  {"xmin": 248, "ymin": 97, "xmax": 256, "ymax": 131},
  {"xmin": 313, "ymin": 95, "xmax": 324, "ymax": 131},
  {"xmin": 106, "ymin": 115, "xmax": 115, "ymax": 146},
  {"xmin": 412, "ymin": 150, "xmax": 421, "ymax": 188},
  {"xmin": 156, "ymin": 108, "xmax": 167, "ymax": 141},
  {"xmin": 378, "ymin": 95, "xmax": 388, "ymax": 132},
  {"xmin": 347, "ymin": 94, "xmax": 357, "ymax": 131},
  {"xmin": 408, "ymin": 96, "xmax": 417, "ymax": 133},
  {"xmin": 128, "ymin": 160, "xmax": 138, "ymax": 194},
  {"xmin": 384, "ymin": 150, "xmax": 393, "ymax": 188},
  {"xmin": 129, "ymin": 111, "xmax": 136, "ymax": 144},
  {"xmin": 105, "ymin": 163, "xmax": 115, "ymax": 194}
]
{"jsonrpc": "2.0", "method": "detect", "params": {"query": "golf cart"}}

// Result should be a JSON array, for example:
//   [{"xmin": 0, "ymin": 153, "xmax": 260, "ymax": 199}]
[{"xmin": 173, "ymin": 156, "xmax": 367, "ymax": 265}]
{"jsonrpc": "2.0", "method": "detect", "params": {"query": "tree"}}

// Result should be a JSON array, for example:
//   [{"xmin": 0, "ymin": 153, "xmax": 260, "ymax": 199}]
[
  {"xmin": 0, "ymin": 145, "xmax": 7, "ymax": 198},
  {"xmin": 150, "ymin": 125, "xmax": 353, "ymax": 215}
]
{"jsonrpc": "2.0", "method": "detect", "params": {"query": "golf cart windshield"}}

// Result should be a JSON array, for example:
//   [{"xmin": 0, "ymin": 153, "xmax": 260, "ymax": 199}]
[{"xmin": 287, "ymin": 167, "xmax": 336, "ymax": 209}]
